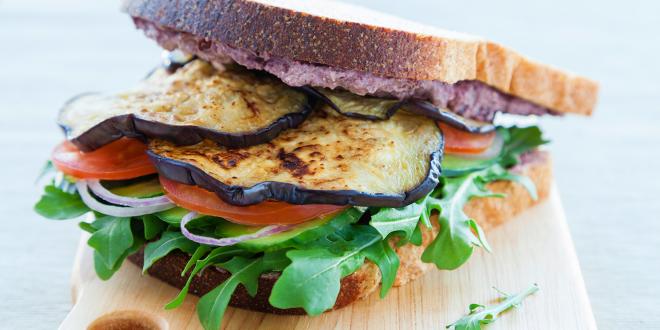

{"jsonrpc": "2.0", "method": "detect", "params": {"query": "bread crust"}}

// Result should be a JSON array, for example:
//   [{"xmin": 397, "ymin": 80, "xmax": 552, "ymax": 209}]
[
  {"xmin": 122, "ymin": 0, "xmax": 598, "ymax": 116},
  {"xmin": 127, "ymin": 151, "xmax": 552, "ymax": 315}
]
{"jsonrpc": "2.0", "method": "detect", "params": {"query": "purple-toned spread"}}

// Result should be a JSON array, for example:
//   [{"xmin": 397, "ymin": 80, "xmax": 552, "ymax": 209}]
[{"xmin": 135, "ymin": 18, "xmax": 556, "ymax": 122}]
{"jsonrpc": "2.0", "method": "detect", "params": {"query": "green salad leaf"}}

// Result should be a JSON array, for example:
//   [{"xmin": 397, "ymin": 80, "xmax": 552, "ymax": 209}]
[
  {"xmin": 33, "ymin": 125, "xmax": 549, "ymax": 330},
  {"xmin": 82, "ymin": 215, "xmax": 171, "ymax": 280},
  {"xmin": 165, "ymin": 246, "xmax": 244, "ymax": 310},
  {"xmin": 34, "ymin": 184, "xmax": 89, "ymax": 220},
  {"xmin": 366, "ymin": 126, "xmax": 545, "ymax": 271},
  {"xmin": 142, "ymin": 231, "xmax": 199, "ymax": 273},
  {"xmin": 181, "ymin": 245, "xmax": 211, "ymax": 276},
  {"xmin": 422, "ymin": 165, "xmax": 536, "ymax": 270},
  {"xmin": 369, "ymin": 200, "xmax": 426, "ymax": 240},
  {"xmin": 197, "ymin": 257, "xmax": 262, "ymax": 330},
  {"xmin": 87, "ymin": 216, "xmax": 134, "ymax": 269},
  {"xmin": 142, "ymin": 215, "xmax": 168, "ymax": 240},
  {"xmin": 363, "ymin": 239, "xmax": 400, "ymax": 298},
  {"xmin": 269, "ymin": 225, "xmax": 380, "ymax": 315},
  {"xmin": 94, "ymin": 235, "xmax": 145, "ymax": 280},
  {"xmin": 448, "ymin": 283, "xmax": 539, "ymax": 330},
  {"xmin": 197, "ymin": 253, "xmax": 289, "ymax": 330},
  {"xmin": 282, "ymin": 208, "xmax": 364, "ymax": 249},
  {"xmin": 499, "ymin": 126, "xmax": 548, "ymax": 167}
]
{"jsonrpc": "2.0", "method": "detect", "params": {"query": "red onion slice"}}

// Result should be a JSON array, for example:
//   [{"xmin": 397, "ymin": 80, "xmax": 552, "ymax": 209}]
[
  {"xmin": 180, "ymin": 212, "xmax": 295, "ymax": 247},
  {"xmin": 76, "ymin": 181, "xmax": 175, "ymax": 217},
  {"xmin": 87, "ymin": 179, "xmax": 173, "ymax": 208}
]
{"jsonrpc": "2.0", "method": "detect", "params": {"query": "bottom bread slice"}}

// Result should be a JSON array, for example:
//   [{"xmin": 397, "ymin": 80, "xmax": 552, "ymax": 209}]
[{"xmin": 127, "ymin": 151, "xmax": 552, "ymax": 315}]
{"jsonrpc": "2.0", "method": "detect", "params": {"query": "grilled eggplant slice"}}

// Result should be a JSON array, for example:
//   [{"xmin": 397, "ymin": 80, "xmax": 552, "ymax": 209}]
[
  {"xmin": 59, "ymin": 60, "xmax": 313, "ymax": 151},
  {"xmin": 148, "ymin": 106, "xmax": 443, "ymax": 207},
  {"xmin": 407, "ymin": 100, "xmax": 495, "ymax": 134},
  {"xmin": 307, "ymin": 88, "xmax": 405, "ymax": 120},
  {"xmin": 306, "ymin": 87, "xmax": 494, "ymax": 133}
]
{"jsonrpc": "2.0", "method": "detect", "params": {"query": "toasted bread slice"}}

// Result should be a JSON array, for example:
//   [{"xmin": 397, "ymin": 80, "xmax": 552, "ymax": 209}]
[
  {"xmin": 127, "ymin": 151, "xmax": 552, "ymax": 315},
  {"xmin": 123, "ymin": 0, "xmax": 598, "ymax": 116}
]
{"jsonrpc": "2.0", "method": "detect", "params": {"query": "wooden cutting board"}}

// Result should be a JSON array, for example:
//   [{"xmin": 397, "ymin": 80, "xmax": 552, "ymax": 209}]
[{"xmin": 59, "ymin": 185, "xmax": 596, "ymax": 330}]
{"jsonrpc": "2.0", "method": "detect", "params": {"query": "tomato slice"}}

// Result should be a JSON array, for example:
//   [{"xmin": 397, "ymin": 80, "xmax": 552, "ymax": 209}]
[
  {"xmin": 438, "ymin": 122, "xmax": 496, "ymax": 154},
  {"xmin": 52, "ymin": 138, "xmax": 156, "ymax": 180},
  {"xmin": 160, "ymin": 177, "xmax": 347, "ymax": 225}
]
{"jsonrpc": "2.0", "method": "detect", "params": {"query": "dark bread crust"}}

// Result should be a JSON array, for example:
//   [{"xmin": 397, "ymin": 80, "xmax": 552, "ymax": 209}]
[
  {"xmin": 122, "ymin": 0, "xmax": 469, "ymax": 82},
  {"xmin": 122, "ymin": 0, "xmax": 598, "ymax": 116},
  {"xmin": 127, "ymin": 250, "xmax": 378, "ymax": 315},
  {"xmin": 127, "ymin": 151, "xmax": 552, "ymax": 315}
]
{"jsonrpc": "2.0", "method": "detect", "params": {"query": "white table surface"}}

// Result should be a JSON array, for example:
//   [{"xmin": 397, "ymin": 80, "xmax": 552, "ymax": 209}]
[{"xmin": 1, "ymin": 0, "xmax": 658, "ymax": 329}]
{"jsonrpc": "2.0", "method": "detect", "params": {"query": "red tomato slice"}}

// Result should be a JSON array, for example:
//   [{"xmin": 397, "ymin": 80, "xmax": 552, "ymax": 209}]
[
  {"xmin": 52, "ymin": 138, "xmax": 156, "ymax": 180},
  {"xmin": 160, "ymin": 177, "xmax": 347, "ymax": 225},
  {"xmin": 438, "ymin": 122, "xmax": 496, "ymax": 154}
]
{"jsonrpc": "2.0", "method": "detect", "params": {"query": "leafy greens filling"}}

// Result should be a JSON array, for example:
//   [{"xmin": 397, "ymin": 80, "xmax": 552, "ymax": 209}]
[
  {"xmin": 34, "ymin": 125, "xmax": 546, "ymax": 330},
  {"xmin": 447, "ymin": 283, "xmax": 540, "ymax": 330}
]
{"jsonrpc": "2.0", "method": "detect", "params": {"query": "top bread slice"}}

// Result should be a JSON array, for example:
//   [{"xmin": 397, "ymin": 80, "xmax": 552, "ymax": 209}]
[{"xmin": 122, "ymin": 0, "xmax": 598, "ymax": 116}]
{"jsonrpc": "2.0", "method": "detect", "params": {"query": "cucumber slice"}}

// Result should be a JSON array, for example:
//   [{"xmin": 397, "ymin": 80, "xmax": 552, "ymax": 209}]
[
  {"xmin": 442, "ymin": 130, "xmax": 505, "ymax": 177},
  {"xmin": 155, "ymin": 207, "xmax": 194, "ymax": 225},
  {"xmin": 106, "ymin": 177, "xmax": 164, "ymax": 198},
  {"xmin": 213, "ymin": 208, "xmax": 363, "ymax": 252},
  {"xmin": 442, "ymin": 155, "xmax": 498, "ymax": 177}
]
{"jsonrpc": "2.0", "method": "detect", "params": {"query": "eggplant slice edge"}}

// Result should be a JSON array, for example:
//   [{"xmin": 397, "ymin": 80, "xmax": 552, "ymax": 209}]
[
  {"xmin": 58, "ymin": 60, "xmax": 314, "ymax": 152},
  {"xmin": 148, "ymin": 107, "xmax": 444, "ymax": 207},
  {"xmin": 304, "ymin": 87, "xmax": 496, "ymax": 134}
]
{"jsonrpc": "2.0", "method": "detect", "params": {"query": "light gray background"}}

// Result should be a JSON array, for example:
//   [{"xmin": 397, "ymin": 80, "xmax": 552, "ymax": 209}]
[{"xmin": 1, "ymin": 0, "xmax": 658, "ymax": 329}]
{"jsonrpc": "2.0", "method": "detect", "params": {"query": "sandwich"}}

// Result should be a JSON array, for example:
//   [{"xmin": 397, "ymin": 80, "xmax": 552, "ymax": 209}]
[{"xmin": 34, "ymin": 0, "xmax": 598, "ymax": 329}]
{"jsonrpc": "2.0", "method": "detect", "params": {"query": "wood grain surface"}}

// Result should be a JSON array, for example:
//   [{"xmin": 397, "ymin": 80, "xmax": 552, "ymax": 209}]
[
  {"xmin": 2, "ymin": 0, "xmax": 660, "ymax": 329},
  {"xmin": 59, "ymin": 186, "xmax": 596, "ymax": 330}
]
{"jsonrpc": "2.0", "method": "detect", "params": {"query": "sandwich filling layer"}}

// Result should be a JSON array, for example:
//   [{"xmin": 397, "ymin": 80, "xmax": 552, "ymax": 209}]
[
  {"xmin": 135, "ymin": 18, "xmax": 555, "ymax": 122},
  {"xmin": 148, "ymin": 105, "xmax": 443, "ymax": 207},
  {"xmin": 36, "ymin": 57, "xmax": 548, "ymax": 330}
]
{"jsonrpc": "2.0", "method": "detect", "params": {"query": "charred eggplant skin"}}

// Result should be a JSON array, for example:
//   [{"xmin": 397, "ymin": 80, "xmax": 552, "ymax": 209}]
[
  {"xmin": 148, "ymin": 148, "xmax": 442, "ymax": 207},
  {"xmin": 147, "ymin": 106, "xmax": 444, "ymax": 208},
  {"xmin": 300, "ymin": 86, "xmax": 406, "ymax": 121},
  {"xmin": 58, "ymin": 92, "xmax": 316, "ymax": 152},
  {"xmin": 406, "ymin": 100, "xmax": 496, "ymax": 134},
  {"xmin": 302, "ymin": 87, "xmax": 495, "ymax": 134}
]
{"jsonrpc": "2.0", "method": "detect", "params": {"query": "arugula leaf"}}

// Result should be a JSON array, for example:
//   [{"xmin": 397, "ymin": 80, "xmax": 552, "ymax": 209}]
[
  {"xmin": 369, "ymin": 200, "xmax": 426, "ymax": 240},
  {"xmin": 196, "ymin": 257, "xmax": 261, "ymax": 330},
  {"xmin": 165, "ymin": 247, "xmax": 244, "ymax": 310},
  {"xmin": 481, "ymin": 167, "xmax": 538, "ymax": 201},
  {"xmin": 94, "ymin": 235, "xmax": 145, "ymax": 280},
  {"xmin": 141, "ymin": 215, "xmax": 168, "ymax": 240},
  {"xmin": 34, "ymin": 184, "xmax": 89, "ymax": 220},
  {"xmin": 416, "ymin": 126, "xmax": 543, "ymax": 269},
  {"xmin": 420, "ymin": 172, "xmax": 485, "ymax": 269},
  {"xmin": 78, "ymin": 221, "xmax": 97, "ymax": 234},
  {"xmin": 363, "ymin": 239, "xmax": 400, "ymax": 298},
  {"xmin": 269, "ymin": 225, "xmax": 380, "ymax": 315},
  {"xmin": 94, "ymin": 250, "xmax": 119, "ymax": 280},
  {"xmin": 142, "ymin": 231, "xmax": 198, "ymax": 273},
  {"xmin": 197, "ymin": 253, "xmax": 289, "ymax": 330},
  {"xmin": 267, "ymin": 207, "xmax": 364, "ymax": 251},
  {"xmin": 181, "ymin": 245, "xmax": 211, "ymax": 277},
  {"xmin": 447, "ymin": 283, "xmax": 539, "ymax": 330},
  {"xmin": 87, "ymin": 216, "xmax": 133, "ymax": 269},
  {"xmin": 498, "ymin": 126, "xmax": 548, "ymax": 167},
  {"xmin": 260, "ymin": 250, "xmax": 291, "ymax": 272},
  {"xmin": 155, "ymin": 207, "xmax": 191, "ymax": 226},
  {"xmin": 409, "ymin": 224, "xmax": 423, "ymax": 246},
  {"xmin": 422, "ymin": 163, "xmax": 538, "ymax": 270},
  {"xmin": 270, "ymin": 249, "xmax": 362, "ymax": 315}
]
